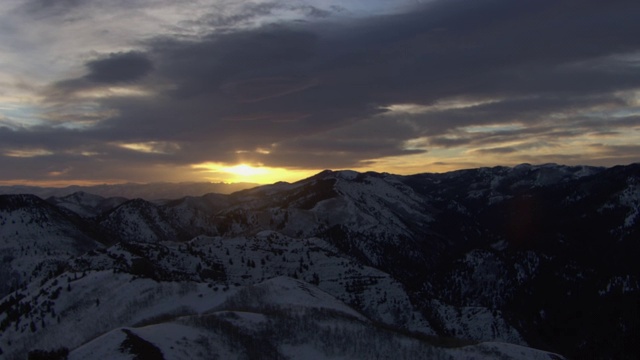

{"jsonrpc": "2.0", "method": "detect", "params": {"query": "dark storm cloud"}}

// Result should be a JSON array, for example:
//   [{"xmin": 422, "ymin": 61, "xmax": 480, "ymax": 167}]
[
  {"xmin": 84, "ymin": 52, "xmax": 153, "ymax": 84},
  {"xmin": 45, "ymin": 51, "xmax": 154, "ymax": 104},
  {"xmin": 20, "ymin": 0, "xmax": 640, "ymax": 180},
  {"xmin": 149, "ymin": 27, "xmax": 319, "ymax": 98}
]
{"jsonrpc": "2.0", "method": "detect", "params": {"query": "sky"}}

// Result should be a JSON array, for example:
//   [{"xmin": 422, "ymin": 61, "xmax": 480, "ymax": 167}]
[{"xmin": 1, "ymin": 0, "xmax": 639, "ymax": 185}]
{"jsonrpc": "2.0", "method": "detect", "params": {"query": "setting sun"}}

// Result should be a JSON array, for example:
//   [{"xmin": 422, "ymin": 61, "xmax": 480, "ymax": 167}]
[
  {"xmin": 222, "ymin": 164, "xmax": 269, "ymax": 177},
  {"xmin": 192, "ymin": 162, "xmax": 318, "ymax": 184}
]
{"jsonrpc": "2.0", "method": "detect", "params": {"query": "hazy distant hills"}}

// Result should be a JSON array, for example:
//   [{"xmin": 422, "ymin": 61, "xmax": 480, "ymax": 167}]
[
  {"xmin": 1, "ymin": 163, "xmax": 638, "ymax": 359},
  {"xmin": 0, "ymin": 181, "xmax": 258, "ymax": 200}
]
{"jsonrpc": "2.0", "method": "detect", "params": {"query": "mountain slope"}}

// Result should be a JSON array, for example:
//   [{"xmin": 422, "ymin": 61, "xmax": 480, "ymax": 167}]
[
  {"xmin": 0, "ymin": 195, "xmax": 104, "ymax": 298},
  {"xmin": 1, "ymin": 163, "xmax": 638, "ymax": 359},
  {"xmin": 64, "ymin": 276, "xmax": 561, "ymax": 360},
  {"xmin": 46, "ymin": 192, "xmax": 127, "ymax": 218}
]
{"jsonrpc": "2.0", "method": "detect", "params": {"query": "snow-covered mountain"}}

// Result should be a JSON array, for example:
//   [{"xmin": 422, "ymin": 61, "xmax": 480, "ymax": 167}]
[
  {"xmin": 68, "ymin": 276, "xmax": 559, "ymax": 360},
  {"xmin": 1, "ymin": 163, "xmax": 639, "ymax": 359},
  {"xmin": 0, "ymin": 182, "xmax": 258, "ymax": 200},
  {"xmin": 46, "ymin": 192, "xmax": 127, "ymax": 218},
  {"xmin": 0, "ymin": 195, "xmax": 104, "ymax": 298}
]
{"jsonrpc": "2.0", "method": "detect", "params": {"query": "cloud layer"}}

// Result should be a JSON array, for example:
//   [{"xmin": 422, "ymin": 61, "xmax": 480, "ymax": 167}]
[{"xmin": 1, "ymin": 0, "xmax": 639, "ymax": 183}]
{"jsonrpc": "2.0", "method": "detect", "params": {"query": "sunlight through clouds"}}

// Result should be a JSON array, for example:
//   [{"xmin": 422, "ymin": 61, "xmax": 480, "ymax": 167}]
[
  {"xmin": 382, "ymin": 98, "xmax": 502, "ymax": 115},
  {"xmin": 0, "ymin": 0, "xmax": 639, "ymax": 185},
  {"xmin": 4, "ymin": 149, "xmax": 53, "ymax": 158},
  {"xmin": 117, "ymin": 141, "xmax": 181, "ymax": 154},
  {"xmin": 192, "ymin": 162, "xmax": 317, "ymax": 184}
]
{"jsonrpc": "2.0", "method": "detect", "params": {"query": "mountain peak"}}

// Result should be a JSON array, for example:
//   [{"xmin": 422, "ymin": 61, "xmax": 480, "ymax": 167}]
[
  {"xmin": 0, "ymin": 193, "xmax": 45, "ymax": 209},
  {"xmin": 2, "ymin": 163, "xmax": 639, "ymax": 359}
]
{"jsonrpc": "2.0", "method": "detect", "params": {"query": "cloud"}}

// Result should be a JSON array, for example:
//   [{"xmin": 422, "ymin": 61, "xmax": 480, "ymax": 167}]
[
  {"xmin": 473, "ymin": 147, "xmax": 518, "ymax": 155},
  {"xmin": 20, "ymin": 0, "xmax": 85, "ymax": 18},
  {"xmin": 187, "ymin": 3, "xmax": 335, "ymax": 30},
  {"xmin": 48, "ymin": 51, "xmax": 154, "ymax": 98},
  {"xmin": 84, "ymin": 52, "xmax": 153, "ymax": 83},
  {"xmin": 3, "ymin": 0, "xmax": 640, "ymax": 183}
]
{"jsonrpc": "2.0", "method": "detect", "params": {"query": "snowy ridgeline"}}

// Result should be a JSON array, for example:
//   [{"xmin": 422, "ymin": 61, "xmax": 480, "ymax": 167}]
[
  {"xmin": 1, "ymin": 163, "xmax": 639, "ymax": 359},
  {"xmin": 1, "ymin": 269, "xmax": 559, "ymax": 360},
  {"xmin": 0, "ymin": 231, "xmax": 557, "ymax": 360}
]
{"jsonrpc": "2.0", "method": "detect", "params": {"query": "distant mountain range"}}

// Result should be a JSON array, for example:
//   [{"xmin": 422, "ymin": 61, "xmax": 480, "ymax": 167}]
[
  {"xmin": 1, "ymin": 163, "xmax": 638, "ymax": 359},
  {"xmin": 0, "ymin": 181, "xmax": 258, "ymax": 200}
]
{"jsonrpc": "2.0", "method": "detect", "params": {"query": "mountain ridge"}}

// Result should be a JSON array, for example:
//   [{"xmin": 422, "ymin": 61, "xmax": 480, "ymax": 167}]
[
  {"xmin": 0, "ymin": 181, "xmax": 259, "ymax": 200},
  {"xmin": 1, "ymin": 163, "xmax": 638, "ymax": 359}
]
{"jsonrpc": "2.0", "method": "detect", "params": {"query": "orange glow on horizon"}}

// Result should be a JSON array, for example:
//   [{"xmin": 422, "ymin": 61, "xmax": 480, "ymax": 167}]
[{"xmin": 192, "ymin": 162, "xmax": 319, "ymax": 184}]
